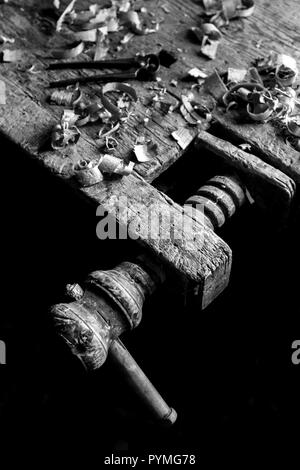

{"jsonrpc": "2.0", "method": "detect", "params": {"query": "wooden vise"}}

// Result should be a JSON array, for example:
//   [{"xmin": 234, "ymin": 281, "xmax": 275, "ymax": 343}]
[{"xmin": 51, "ymin": 129, "xmax": 296, "ymax": 425}]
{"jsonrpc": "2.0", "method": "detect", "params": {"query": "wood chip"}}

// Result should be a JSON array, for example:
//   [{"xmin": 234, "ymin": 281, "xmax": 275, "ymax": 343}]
[
  {"xmin": 74, "ymin": 29, "xmax": 97, "ymax": 42},
  {"xmin": 52, "ymin": 41, "xmax": 84, "ymax": 59},
  {"xmin": 56, "ymin": 0, "xmax": 77, "ymax": 32},
  {"xmin": 227, "ymin": 68, "xmax": 247, "ymax": 83},
  {"xmin": 204, "ymin": 70, "xmax": 228, "ymax": 101},
  {"xmin": 121, "ymin": 32, "xmax": 134, "ymax": 44},
  {"xmin": 99, "ymin": 154, "xmax": 134, "ymax": 176},
  {"xmin": 188, "ymin": 68, "xmax": 208, "ymax": 79},
  {"xmin": 2, "ymin": 49, "xmax": 22, "ymax": 62},
  {"xmin": 0, "ymin": 35, "xmax": 15, "ymax": 44},
  {"xmin": 171, "ymin": 128, "xmax": 194, "ymax": 149}
]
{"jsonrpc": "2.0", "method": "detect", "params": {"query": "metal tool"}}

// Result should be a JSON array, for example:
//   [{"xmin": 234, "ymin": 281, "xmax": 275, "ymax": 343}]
[{"xmin": 48, "ymin": 54, "xmax": 160, "ymax": 88}]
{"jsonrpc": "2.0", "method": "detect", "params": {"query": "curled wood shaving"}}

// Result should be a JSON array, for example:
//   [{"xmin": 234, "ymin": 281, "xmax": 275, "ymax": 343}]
[
  {"xmin": 50, "ymin": 85, "xmax": 82, "ymax": 107},
  {"xmin": 52, "ymin": 40, "xmax": 84, "ymax": 59},
  {"xmin": 97, "ymin": 122, "xmax": 120, "ymax": 142},
  {"xmin": 287, "ymin": 115, "xmax": 300, "ymax": 138},
  {"xmin": 100, "ymin": 82, "xmax": 138, "ymax": 122},
  {"xmin": 237, "ymin": 0, "xmax": 255, "ymax": 18},
  {"xmin": 74, "ymin": 159, "xmax": 103, "ymax": 186},
  {"xmin": 200, "ymin": 1, "xmax": 255, "ymax": 57},
  {"xmin": 51, "ymin": 110, "xmax": 80, "ymax": 149},
  {"xmin": 274, "ymin": 87, "xmax": 297, "ymax": 115},
  {"xmin": 56, "ymin": 0, "xmax": 77, "ymax": 32},
  {"xmin": 121, "ymin": 9, "xmax": 157, "ymax": 35},
  {"xmin": 99, "ymin": 154, "xmax": 134, "ymax": 176},
  {"xmin": 275, "ymin": 54, "xmax": 298, "ymax": 87},
  {"xmin": 180, "ymin": 94, "xmax": 203, "ymax": 125},
  {"xmin": 209, "ymin": 0, "xmax": 255, "ymax": 27},
  {"xmin": 246, "ymin": 93, "xmax": 275, "ymax": 122}
]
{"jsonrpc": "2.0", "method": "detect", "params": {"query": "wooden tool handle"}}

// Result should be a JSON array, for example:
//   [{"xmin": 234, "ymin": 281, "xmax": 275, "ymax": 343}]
[{"xmin": 110, "ymin": 339, "xmax": 177, "ymax": 426}]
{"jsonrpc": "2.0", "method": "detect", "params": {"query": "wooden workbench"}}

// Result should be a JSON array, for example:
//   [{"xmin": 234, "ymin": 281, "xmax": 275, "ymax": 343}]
[{"xmin": 0, "ymin": 0, "xmax": 299, "ymax": 308}]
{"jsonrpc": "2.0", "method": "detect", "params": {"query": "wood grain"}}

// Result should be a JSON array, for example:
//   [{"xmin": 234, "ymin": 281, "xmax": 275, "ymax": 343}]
[
  {"xmin": 0, "ymin": 0, "xmax": 299, "ymax": 307},
  {"xmin": 0, "ymin": 77, "xmax": 231, "ymax": 309},
  {"xmin": 0, "ymin": 0, "xmax": 299, "ymax": 183}
]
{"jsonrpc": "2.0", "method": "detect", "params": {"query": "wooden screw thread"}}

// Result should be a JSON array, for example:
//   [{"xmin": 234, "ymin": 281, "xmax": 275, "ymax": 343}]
[{"xmin": 184, "ymin": 174, "xmax": 246, "ymax": 230}]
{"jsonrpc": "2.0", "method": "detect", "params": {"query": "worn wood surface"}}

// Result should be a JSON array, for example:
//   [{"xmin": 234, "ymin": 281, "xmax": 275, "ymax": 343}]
[
  {"xmin": 0, "ymin": 74, "xmax": 232, "ymax": 309},
  {"xmin": 0, "ymin": 0, "xmax": 299, "ymax": 182},
  {"xmin": 0, "ymin": 0, "xmax": 299, "ymax": 307}
]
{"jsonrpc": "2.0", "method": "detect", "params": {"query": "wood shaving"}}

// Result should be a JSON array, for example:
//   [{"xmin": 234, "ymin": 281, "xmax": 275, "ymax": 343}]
[
  {"xmin": 188, "ymin": 68, "xmax": 208, "ymax": 79},
  {"xmin": 287, "ymin": 115, "xmax": 300, "ymax": 137},
  {"xmin": 100, "ymin": 82, "xmax": 138, "ymax": 122},
  {"xmin": 204, "ymin": 70, "xmax": 228, "ymax": 101},
  {"xmin": 56, "ymin": 0, "xmax": 77, "ymax": 32},
  {"xmin": 74, "ymin": 29, "xmax": 97, "ymax": 42},
  {"xmin": 0, "ymin": 35, "xmax": 15, "ymax": 44},
  {"xmin": 227, "ymin": 68, "xmax": 247, "ymax": 83},
  {"xmin": 200, "ymin": 37, "xmax": 220, "ymax": 60},
  {"xmin": 52, "ymin": 40, "xmax": 84, "ymax": 59},
  {"xmin": 99, "ymin": 154, "xmax": 134, "ymax": 176},
  {"xmin": 275, "ymin": 54, "xmax": 298, "ymax": 87},
  {"xmin": 120, "ymin": 32, "xmax": 135, "ymax": 44},
  {"xmin": 161, "ymin": 4, "xmax": 171, "ymax": 13},
  {"xmin": 113, "ymin": 0, "xmax": 131, "ymax": 13},
  {"xmin": 50, "ymin": 85, "xmax": 82, "ymax": 107},
  {"xmin": 51, "ymin": 110, "xmax": 80, "ymax": 149},
  {"xmin": 133, "ymin": 139, "xmax": 157, "ymax": 163},
  {"xmin": 2, "ymin": 49, "xmax": 22, "ymax": 62},
  {"xmin": 171, "ymin": 128, "xmax": 194, "ymax": 149},
  {"xmin": 74, "ymin": 160, "xmax": 103, "ymax": 186}
]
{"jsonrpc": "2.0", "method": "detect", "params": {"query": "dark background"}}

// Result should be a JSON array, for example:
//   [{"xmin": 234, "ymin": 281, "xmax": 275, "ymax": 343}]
[{"xmin": 0, "ymin": 135, "xmax": 299, "ymax": 463}]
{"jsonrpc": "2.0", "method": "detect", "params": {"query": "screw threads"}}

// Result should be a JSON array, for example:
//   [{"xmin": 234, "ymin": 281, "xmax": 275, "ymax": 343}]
[{"xmin": 184, "ymin": 175, "xmax": 246, "ymax": 230}]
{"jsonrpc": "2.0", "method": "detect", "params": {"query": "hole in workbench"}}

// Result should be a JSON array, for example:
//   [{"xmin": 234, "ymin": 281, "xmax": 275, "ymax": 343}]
[
  {"xmin": 151, "ymin": 131, "xmax": 254, "ymax": 237},
  {"xmin": 152, "ymin": 144, "xmax": 221, "ymax": 204}
]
